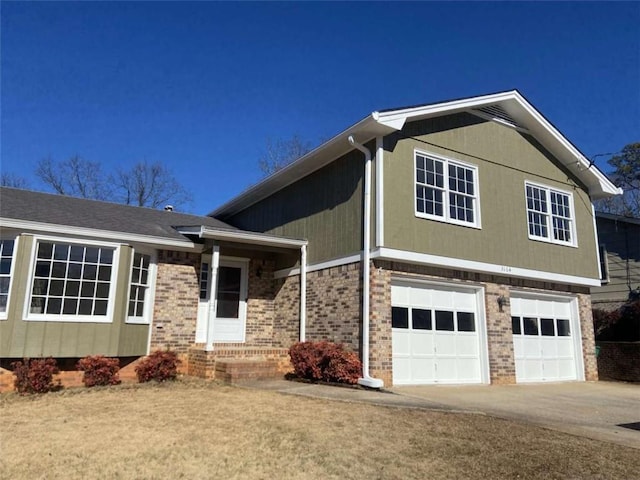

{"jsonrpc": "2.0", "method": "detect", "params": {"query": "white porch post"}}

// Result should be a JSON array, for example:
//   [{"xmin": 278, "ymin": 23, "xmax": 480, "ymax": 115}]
[
  {"xmin": 299, "ymin": 244, "xmax": 307, "ymax": 342},
  {"xmin": 205, "ymin": 243, "xmax": 220, "ymax": 352}
]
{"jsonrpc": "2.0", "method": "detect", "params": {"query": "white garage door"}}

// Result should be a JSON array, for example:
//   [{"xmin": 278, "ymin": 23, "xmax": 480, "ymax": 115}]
[
  {"xmin": 511, "ymin": 295, "xmax": 581, "ymax": 383},
  {"xmin": 391, "ymin": 283, "xmax": 485, "ymax": 385}
]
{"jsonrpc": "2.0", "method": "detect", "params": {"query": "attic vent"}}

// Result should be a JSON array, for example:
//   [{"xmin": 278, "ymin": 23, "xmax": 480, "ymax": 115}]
[
  {"xmin": 164, "ymin": 205, "xmax": 174, "ymax": 212},
  {"xmin": 474, "ymin": 104, "xmax": 524, "ymax": 130}
]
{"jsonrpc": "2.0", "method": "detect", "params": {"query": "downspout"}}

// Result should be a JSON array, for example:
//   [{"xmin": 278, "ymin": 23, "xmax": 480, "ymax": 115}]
[
  {"xmin": 300, "ymin": 244, "xmax": 307, "ymax": 341},
  {"xmin": 348, "ymin": 135, "xmax": 384, "ymax": 389}
]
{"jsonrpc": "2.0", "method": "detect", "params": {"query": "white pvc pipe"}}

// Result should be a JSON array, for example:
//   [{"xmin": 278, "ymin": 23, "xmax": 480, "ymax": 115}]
[
  {"xmin": 348, "ymin": 135, "xmax": 384, "ymax": 389},
  {"xmin": 300, "ymin": 244, "xmax": 307, "ymax": 341},
  {"xmin": 205, "ymin": 244, "xmax": 220, "ymax": 352}
]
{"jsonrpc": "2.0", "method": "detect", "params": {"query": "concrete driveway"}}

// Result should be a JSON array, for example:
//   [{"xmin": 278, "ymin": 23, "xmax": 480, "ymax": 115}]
[{"xmin": 392, "ymin": 381, "xmax": 640, "ymax": 449}]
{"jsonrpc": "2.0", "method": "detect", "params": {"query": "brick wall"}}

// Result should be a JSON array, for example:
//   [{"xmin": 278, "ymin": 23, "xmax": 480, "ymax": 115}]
[
  {"xmin": 484, "ymin": 283, "xmax": 516, "ymax": 384},
  {"xmin": 369, "ymin": 264, "xmax": 393, "ymax": 386},
  {"xmin": 596, "ymin": 342, "xmax": 640, "ymax": 382},
  {"xmin": 150, "ymin": 250, "xmax": 200, "ymax": 353},
  {"xmin": 305, "ymin": 262, "xmax": 362, "ymax": 354},
  {"xmin": 245, "ymin": 259, "xmax": 276, "ymax": 346},
  {"xmin": 578, "ymin": 293, "xmax": 599, "ymax": 381},
  {"xmin": 273, "ymin": 274, "xmax": 301, "ymax": 347}
]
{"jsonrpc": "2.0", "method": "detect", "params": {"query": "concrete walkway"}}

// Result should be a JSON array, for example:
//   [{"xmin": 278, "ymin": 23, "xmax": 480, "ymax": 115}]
[{"xmin": 242, "ymin": 379, "xmax": 640, "ymax": 449}]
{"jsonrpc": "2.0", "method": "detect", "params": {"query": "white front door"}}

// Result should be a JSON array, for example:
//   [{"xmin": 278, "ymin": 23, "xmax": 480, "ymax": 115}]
[
  {"xmin": 391, "ymin": 282, "xmax": 487, "ymax": 385},
  {"xmin": 212, "ymin": 259, "xmax": 248, "ymax": 343},
  {"xmin": 511, "ymin": 295, "xmax": 581, "ymax": 383},
  {"xmin": 196, "ymin": 256, "xmax": 248, "ymax": 344}
]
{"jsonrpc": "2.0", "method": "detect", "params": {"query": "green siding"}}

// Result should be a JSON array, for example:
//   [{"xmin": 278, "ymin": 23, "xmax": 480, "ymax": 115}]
[
  {"xmin": 592, "ymin": 218, "xmax": 640, "ymax": 304},
  {"xmin": 226, "ymin": 149, "xmax": 366, "ymax": 264},
  {"xmin": 1, "ymin": 235, "xmax": 149, "ymax": 358},
  {"xmin": 383, "ymin": 113, "xmax": 600, "ymax": 279}
]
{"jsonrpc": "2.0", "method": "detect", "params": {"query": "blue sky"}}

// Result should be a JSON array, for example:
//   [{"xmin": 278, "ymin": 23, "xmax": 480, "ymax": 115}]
[{"xmin": 2, "ymin": 1, "xmax": 639, "ymax": 215}]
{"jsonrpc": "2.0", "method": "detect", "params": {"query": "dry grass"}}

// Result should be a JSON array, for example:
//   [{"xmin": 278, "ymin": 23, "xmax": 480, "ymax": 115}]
[{"xmin": 1, "ymin": 379, "xmax": 638, "ymax": 480}]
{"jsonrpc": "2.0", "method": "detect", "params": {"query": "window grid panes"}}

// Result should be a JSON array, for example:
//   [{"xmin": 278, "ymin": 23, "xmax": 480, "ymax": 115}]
[
  {"xmin": 392, "ymin": 307, "xmax": 475, "ymax": 333},
  {"xmin": 416, "ymin": 153, "xmax": 478, "ymax": 226},
  {"xmin": 199, "ymin": 262, "xmax": 209, "ymax": 300},
  {"xmin": 0, "ymin": 239, "xmax": 15, "ymax": 315},
  {"xmin": 128, "ymin": 253, "xmax": 150, "ymax": 318},
  {"xmin": 526, "ymin": 183, "xmax": 574, "ymax": 245},
  {"xmin": 512, "ymin": 316, "xmax": 571, "ymax": 338},
  {"xmin": 30, "ymin": 241, "xmax": 114, "ymax": 318}
]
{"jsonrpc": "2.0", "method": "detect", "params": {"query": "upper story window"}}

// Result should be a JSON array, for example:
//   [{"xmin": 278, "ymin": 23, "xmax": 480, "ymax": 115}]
[
  {"xmin": 0, "ymin": 238, "xmax": 16, "ymax": 319},
  {"xmin": 127, "ymin": 252, "xmax": 152, "ymax": 324},
  {"xmin": 525, "ymin": 182, "xmax": 576, "ymax": 246},
  {"xmin": 28, "ymin": 240, "xmax": 116, "ymax": 322},
  {"xmin": 415, "ymin": 151, "xmax": 480, "ymax": 228}
]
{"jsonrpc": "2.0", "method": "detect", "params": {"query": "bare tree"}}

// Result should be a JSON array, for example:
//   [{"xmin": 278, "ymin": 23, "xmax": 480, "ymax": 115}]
[
  {"xmin": 36, "ymin": 155, "xmax": 111, "ymax": 200},
  {"xmin": 35, "ymin": 156, "xmax": 192, "ymax": 211},
  {"xmin": 258, "ymin": 134, "xmax": 312, "ymax": 176},
  {"xmin": 114, "ymin": 161, "xmax": 192, "ymax": 209},
  {"xmin": 1, "ymin": 172, "xmax": 30, "ymax": 188}
]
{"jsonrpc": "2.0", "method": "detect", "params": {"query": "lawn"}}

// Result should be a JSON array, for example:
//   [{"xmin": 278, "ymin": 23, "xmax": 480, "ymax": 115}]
[{"xmin": 1, "ymin": 380, "xmax": 637, "ymax": 480}]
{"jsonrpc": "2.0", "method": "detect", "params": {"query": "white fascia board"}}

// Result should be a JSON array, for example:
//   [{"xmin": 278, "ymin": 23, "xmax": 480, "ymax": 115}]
[
  {"xmin": 372, "ymin": 247, "xmax": 601, "ymax": 287},
  {"xmin": 0, "ymin": 218, "xmax": 202, "ymax": 251},
  {"xmin": 375, "ymin": 90, "xmax": 520, "ymax": 125},
  {"xmin": 198, "ymin": 226, "xmax": 307, "ymax": 249}
]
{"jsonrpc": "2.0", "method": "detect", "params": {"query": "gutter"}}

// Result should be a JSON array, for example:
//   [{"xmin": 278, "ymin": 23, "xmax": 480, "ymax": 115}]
[{"xmin": 348, "ymin": 135, "xmax": 384, "ymax": 389}]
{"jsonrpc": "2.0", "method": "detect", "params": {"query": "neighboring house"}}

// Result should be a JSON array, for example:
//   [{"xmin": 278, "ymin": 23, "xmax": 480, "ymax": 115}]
[
  {"xmin": 0, "ymin": 90, "xmax": 622, "ymax": 389},
  {"xmin": 0, "ymin": 187, "xmax": 307, "ymax": 385},
  {"xmin": 592, "ymin": 212, "xmax": 640, "ymax": 311},
  {"xmin": 213, "ymin": 90, "xmax": 620, "ymax": 387}
]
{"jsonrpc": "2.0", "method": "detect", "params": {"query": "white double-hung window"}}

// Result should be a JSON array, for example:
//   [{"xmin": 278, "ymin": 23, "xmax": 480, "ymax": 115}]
[
  {"xmin": 0, "ymin": 238, "xmax": 16, "ymax": 319},
  {"xmin": 127, "ymin": 251, "xmax": 153, "ymax": 324},
  {"xmin": 415, "ymin": 151, "xmax": 480, "ymax": 227},
  {"xmin": 525, "ymin": 182, "xmax": 576, "ymax": 246}
]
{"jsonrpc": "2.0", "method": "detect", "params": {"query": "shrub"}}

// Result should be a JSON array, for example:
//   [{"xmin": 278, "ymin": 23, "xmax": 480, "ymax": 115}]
[
  {"xmin": 11, "ymin": 358, "xmax": 60, "ymax": 395},
  {"xmin": 135, "ymin": 350, "xmax": 180, "ymax": 383},
  {"xmin": 76, "ymin": 355, "xmax": 121, "ymax": 387},
  {"xmin": 594, "ymin": 300, "xmax": 640, "ymax": 341},
  {"xmin": 289, "ymin": 341, "xmax": 362, "ymax": 385}
]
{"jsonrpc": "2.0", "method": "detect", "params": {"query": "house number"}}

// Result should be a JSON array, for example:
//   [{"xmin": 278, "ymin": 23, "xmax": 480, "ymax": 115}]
[{"xmin": 500, "ymin": 265, "xmax": 512, "ymax": 273}]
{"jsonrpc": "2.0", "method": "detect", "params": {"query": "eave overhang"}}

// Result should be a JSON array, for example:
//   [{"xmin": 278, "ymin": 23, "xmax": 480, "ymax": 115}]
[{"xmin": 178, "ymin": 225, "xmax": 307, "ymax": 249}]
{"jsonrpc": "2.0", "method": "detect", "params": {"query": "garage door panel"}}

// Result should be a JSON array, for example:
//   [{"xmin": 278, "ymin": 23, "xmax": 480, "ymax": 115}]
[
  {"xmin": 410, "ymin": 287, "xmax": 432, "ymax": 307},
  {"xmin": 431, "ymin": 289, "xmax": 455, "ymax": 309},
  {"xmin": 454, "ymin": 291, "xmax": 476, "ymax": 309},
  {"xmin": 410, "ymin": 333, "xmax": 434, "ymax": 356},
  {"xmin": 392, "ymin": 330, "xmax": 411, "ymax": 356},
  {"xmin": 434, "ymin": 333, "xmax": 456, "ymax": 356},
  {"xmin": 412, "ymin": 359, "xmax": 435, "ymax": 383},
  {"xmin": 455, "ymin": 335, "xmax": 479, "ymax": 356},
  {"xmin": 392, "ymin": 357, "xmax": 412, "ymax": 384}
]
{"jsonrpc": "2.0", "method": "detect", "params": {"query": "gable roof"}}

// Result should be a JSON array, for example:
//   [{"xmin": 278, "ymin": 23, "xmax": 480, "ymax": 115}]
[
  {"xmin": 212, "ymin": 90, "xmax": 621, "ymax": 218},
  {"xmin": 0, "ymin": 187, "xmax": 237, "ymax": 247}
]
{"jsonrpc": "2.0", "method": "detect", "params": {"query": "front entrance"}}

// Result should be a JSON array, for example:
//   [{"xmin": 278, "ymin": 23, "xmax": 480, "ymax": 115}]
[{"xmin": 196, "ymin": 256, "xmax": 248, "ymax": 344}]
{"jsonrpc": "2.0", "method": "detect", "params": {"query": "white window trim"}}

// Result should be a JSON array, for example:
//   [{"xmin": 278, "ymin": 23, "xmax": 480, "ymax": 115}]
[
  {"xmin": 23, "ymin": 235, "xmax": 122, "ymax": 323},
  {"xmin": 414, "ymin": 149, "xmax": 481, "ymax": 229},
  {"xmin": 125, "ymin": 248, "xmax": 157, "ymax": 325},
  {"xmin": 0, "ymin": 235, "xmax": 19, "ymax": 320},
  {"xmin": 524, "ymin": 181, "xmax": 578, "ymax": 247}
]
